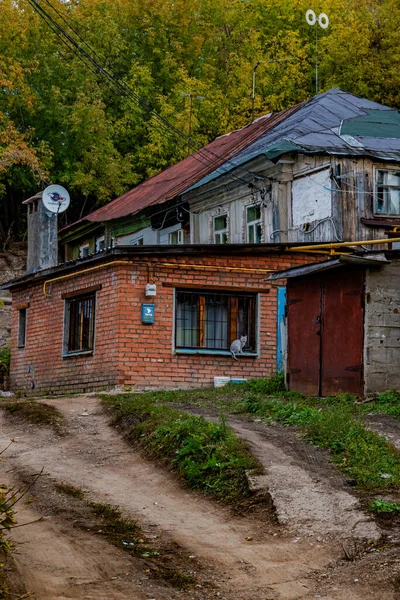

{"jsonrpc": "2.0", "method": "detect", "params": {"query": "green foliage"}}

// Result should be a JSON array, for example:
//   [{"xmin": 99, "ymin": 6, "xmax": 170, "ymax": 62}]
[
  {"xmin": 3, "ymin": 0, "xmax": 400, "ymax": 234},
  {"xmin": 0, "ymin": 347, "xmax": 10, "ymax": 377},
  {"xmin": 246, "ymin": 373, "xmax": 286, "ymax": 395},
  {"xmin": 102, "ymin": 394, "xmax": 260, "ymax": 503},
  {"xmin": 367, "ymin": 390, "xmax": 400, "ymax": 417},
  {"xmin": 369, "ymin": 498, "xmax": 400, "ymax": 514},
  {"xmin": 240, "ymin": 393, "xmax": 400, "ymax": 490},
  {"xmin": 103, "ymin": 381, "xmax": 400, "ymax": 491}
]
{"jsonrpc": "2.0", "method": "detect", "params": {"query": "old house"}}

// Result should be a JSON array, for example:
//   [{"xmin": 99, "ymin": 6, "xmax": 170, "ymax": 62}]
[{"xmin": 2, "ymin": 89, "xmax": 400, "ymax": 396}]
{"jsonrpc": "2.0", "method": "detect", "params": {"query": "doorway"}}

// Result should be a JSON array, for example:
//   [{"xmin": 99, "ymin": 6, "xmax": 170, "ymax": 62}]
[{"xmin": 286, "ymin": 268, "xmax": 364, "ymax": 396}]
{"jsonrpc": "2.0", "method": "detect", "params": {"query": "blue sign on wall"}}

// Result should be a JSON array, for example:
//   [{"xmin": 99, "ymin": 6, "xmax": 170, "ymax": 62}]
[{"xmin": 141, "ymin": 303, "xmax": 155, "ymax": 324}]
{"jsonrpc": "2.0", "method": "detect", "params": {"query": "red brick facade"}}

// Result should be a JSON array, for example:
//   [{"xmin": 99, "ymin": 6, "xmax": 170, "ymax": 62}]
[{"xmin": 9, "ymin": 251, "xmax": 313, "ymax": 394}]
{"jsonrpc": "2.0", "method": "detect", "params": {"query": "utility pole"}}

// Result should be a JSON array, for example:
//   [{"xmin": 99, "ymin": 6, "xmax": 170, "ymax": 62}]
[{"xmin": 181, "ymin": 93, "xmax": 205, "ymax": 155}]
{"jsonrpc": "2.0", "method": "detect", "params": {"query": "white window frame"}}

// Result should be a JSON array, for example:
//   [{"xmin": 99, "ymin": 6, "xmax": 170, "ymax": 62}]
[
  {"xmin": 246, "ymin": 204, "xmax": 262, "ymax": 243},
  {"xmin": 95, "ymin": 236, "xmax": 105, "ymax": 252},
  {"xmin": 374, "ymin": 168, "xmax": 400, "ymax": 216},
  {"xmin": 79, "ymin": 243, "xmax": 90, "ymax": 258},
  {"xmin": 169, "ymin": 229, "xmax": 185, "ymax": 244},
  {"xmin": 130, "ymin": 237, "xmax": 144, "ymax": 245},
  {"xmin": 213, "ymin": 214, "xmax": 228, "ymax": 244}
]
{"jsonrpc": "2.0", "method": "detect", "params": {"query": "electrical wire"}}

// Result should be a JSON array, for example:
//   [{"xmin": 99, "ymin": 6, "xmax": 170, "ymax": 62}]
[
  {"xmin": 27, "ymin": 0, "xmax": 264, "ymax": 193},
  {"xmin": 27, "ymin": 0, "xmax": 234, "ymax": 193}
]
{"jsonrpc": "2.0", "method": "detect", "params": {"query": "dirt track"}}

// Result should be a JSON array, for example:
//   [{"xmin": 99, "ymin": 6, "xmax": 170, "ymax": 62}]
[{"xmin": 1, "ymin": 395, "xmax": 399, "ymax": 600}]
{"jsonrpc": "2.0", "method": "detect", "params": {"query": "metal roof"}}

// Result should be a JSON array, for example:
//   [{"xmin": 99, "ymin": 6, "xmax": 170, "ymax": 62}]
[
  {"xmin": 268, "ymin": 253, "xmax": 390, "ymax": 280},
  {"xmin": 189, "ymin": 89, "xmax": 400, "ymax": 191},
  {"xmin": 63, "ymin": 88, "xmax": 400, "ymax": 228},
  {"xmin": 79, "ymin": 102, "xmax": 304, "ymax": 225}
]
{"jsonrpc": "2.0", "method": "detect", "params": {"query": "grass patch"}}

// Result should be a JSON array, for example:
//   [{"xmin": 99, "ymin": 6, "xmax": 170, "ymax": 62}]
[
  {"xmin": 101, "ymin": 394, "xmax": 260, "ymax": 503},
  {"xmin": 239, "ymin": 392, "xmax": 400, "ymax": 490},
  {"xmin": 102, "ymin": 377, "xmax": 400, "ymax": 493},
  {"xmin": 369, "ymin": 498, "xmax": 400, "ymax": 514},
  {"xmin": 0, "ymin": 400, "xmax": 64, "ymax": 431},
  {"xmin": 54, "ymin": 483, "xmax": 85, "ymax": 500},
  {"xmin": 358, "ymin": 390, "xmax": 400, "ymax": 418}
]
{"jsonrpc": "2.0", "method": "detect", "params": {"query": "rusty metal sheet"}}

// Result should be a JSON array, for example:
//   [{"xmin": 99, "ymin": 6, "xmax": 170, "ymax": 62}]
[
  {"xmin": 287, "ymin": 276, "xmax": 321, "ymax": 396},
  {"xmin": 321, "ymin": 269, "xmax": 364, "ymax": 396}
]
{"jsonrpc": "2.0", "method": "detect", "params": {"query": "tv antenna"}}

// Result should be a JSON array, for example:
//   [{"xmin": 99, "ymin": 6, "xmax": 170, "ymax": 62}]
[
  {"xmin": 305, "ymin": 10, "xmax": 329, "ymax": 94},
  {"xmin": 42, "ymin": 184, "xmax": 70, "ymax": 214}
]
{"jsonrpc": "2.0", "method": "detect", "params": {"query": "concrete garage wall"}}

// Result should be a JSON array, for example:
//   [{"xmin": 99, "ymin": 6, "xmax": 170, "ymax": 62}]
[{"xmin": 364, "ymin": 259, "xmax": 400, "ymax": 395}]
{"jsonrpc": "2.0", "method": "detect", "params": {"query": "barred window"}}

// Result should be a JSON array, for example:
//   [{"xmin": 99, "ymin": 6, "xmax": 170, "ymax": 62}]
[
  {"xmin": 64, "ymin": 293, "xmax": 96, "ymax": 354},
  {"xmin": 175, "ymin": 290, "xmax": 256, "ymax": 352}
]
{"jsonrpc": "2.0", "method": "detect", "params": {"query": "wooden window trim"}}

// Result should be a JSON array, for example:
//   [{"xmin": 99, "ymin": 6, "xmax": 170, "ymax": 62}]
[
  {"xmin": 15, "ymin": 302, "xmax": 30, "ymax": 310},
  {"xmin": 175, "ymin": 288, "xmax": 258, "ymax": 353}
]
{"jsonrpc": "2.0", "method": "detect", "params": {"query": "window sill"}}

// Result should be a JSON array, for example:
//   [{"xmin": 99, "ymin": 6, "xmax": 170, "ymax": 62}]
[
  {"xmin": 174, "ymin": 349, "xmax": 258, "ymax": 358},
  {"xmin": 62, "ymin": 350, "xmax": 94, "ymax": 359}
]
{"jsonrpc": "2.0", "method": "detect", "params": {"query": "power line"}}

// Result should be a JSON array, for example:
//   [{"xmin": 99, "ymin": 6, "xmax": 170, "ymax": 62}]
[{"xmin": 27, "ymin": 0, "xmax": 267, "ymax": 192}]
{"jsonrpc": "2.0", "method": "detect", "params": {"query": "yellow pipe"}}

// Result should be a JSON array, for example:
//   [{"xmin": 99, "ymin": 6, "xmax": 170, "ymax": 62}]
[
  {"xmin": 287, "ymin": 237, "xmax": 400, "ymax": 253},
  {"xmin": 43, "ymin": 260, "xmax": 137, "ymax": 296},
  {"xmin": 43, "ymin": 259, "xmax": 276, "ymax": 296},
  {"xmin": 156, "ymin": 262, "xmax": 275, "ymax": 274}
]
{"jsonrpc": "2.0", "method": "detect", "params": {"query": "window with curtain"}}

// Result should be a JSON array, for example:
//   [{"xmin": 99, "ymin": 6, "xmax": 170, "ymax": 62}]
[{"xmin": 175, "ymin": 290, "xmax": 256, "ymax": 351}]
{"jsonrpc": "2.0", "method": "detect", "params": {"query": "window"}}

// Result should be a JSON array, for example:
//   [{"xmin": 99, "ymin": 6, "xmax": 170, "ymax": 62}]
[
  {"xmin": 246, "ymin": 205, "xmax": 262, "ymax": 243},
  {"xmin": 64, "ymin": 293, "xmax": 95, "ymax": 355},
  {"xmin": 79, "ymin": 243, "xmax": 90, "ymax": 258},
  {"xmin": 213, "ymin": 215, "xmax": 228, "ymax": 244},
  {"xmin": 130, "ymin": 237, "xmax": 144, "ymax": 245},
  {"xmin": 18, "ymin": 308, "xmax": 27, "ymax": 348},
  {"xmin": 95, "ymin": 236, "xmax": 105, "ymax": 252},
  {"xmin": 169, "ymin": 229, "xmax": 184, "ymax": 244},
  {"xmin": 375, "ymin": 170, "xmax": 400, "ymax": 215},
  {"xmin": 175, "ymin": 290, "xmax": 256, "ymax": 352}
]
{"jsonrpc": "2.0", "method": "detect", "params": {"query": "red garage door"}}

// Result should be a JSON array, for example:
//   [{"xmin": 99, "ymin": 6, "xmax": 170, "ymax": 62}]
[{"xmin": 287, "ymin": 268, "xmax": 364, "ymax": 396}]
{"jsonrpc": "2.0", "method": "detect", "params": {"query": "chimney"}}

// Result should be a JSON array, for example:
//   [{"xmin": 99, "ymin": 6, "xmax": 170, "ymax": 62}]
[{"xmin": 23, "ymin": 192, "xmax": 58, "ymax": 273}]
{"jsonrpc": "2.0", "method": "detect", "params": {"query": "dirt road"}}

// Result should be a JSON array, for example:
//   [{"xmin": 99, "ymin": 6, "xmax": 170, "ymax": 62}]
[{"xmin": 1, "ymin": 395, "xmax": 399, "ymax": 600}]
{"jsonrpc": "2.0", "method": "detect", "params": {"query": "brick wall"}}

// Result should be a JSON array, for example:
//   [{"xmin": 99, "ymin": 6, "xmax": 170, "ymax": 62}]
[{"xmin": 9, "ymin": 252, "xmax": 313, "ymax": 394}]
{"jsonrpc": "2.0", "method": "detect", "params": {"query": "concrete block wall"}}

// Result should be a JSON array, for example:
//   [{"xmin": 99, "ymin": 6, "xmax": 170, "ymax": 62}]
[
  {"xmin": 364, "ymin": 260, "xmax": 400, "ymax": 395},
  {"xmin": 9, "ymin": 252, "xmax": 312, "ymax": 394}
]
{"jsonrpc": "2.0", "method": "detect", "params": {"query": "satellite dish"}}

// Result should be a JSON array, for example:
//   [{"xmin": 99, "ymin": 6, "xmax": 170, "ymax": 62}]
[
  {"xmin": 42, "ymin": 184, "xmax": 70, "ymax": 214},
  {"xmin": 306, "ymin": 9, "xmax": 316, "ymax": 25},
  {"xmin": 318, "ymin": 13, "xmax": 329, "ymax": 28}
]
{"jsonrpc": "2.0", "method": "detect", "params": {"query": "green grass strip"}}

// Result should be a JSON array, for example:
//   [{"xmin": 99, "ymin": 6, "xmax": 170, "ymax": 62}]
[
  {"xmin": 239, "ymin": 392, "xmax": 400, "ymax": 490},
  {"xmin": 101, "ymin": 394, "xmax": 260, "ymax": 503}
]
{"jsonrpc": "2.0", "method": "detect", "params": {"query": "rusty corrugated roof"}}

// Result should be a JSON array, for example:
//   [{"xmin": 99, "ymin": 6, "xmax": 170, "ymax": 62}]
[{"xmin": 81, "ymin": 102, "xmax": 304, "ymax": 224}]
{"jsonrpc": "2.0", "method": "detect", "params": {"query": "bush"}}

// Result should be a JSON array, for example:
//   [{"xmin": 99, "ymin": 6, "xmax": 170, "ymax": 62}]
[
  {"xmin": 0, "ymin": 346, "xmax": 10, "ymax": 386},
  {"xmin": 246, "ymin": 373, "xmax": 286, "ymax": 395}
]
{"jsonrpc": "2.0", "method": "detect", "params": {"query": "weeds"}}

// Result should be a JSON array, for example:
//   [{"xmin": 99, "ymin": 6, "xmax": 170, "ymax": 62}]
[
  {"xmin": 238, "ymin": 392, "xmax": 400, "ymax": 490},
  {"xmin": 369, "ymin": 498, "xmax": 400, "ymax": 514},
  {"xmin": 54, "ymin": 483, "xmax": 85, "ymax": 500},
  {"xmin": 0, "ymin": 400, "xmax": 64, "ymax": 431},
  {"xmin": 359, "ymin": 390, "xmax": 400, "ymax": 418},
  {"xmin": 101, "ymin": 394, "xmax": 260, "ymax": 503}
]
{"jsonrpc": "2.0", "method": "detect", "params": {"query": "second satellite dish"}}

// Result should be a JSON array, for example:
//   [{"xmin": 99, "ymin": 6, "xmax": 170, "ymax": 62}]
[{"xmin": 42, "ymin": 184, "xmax": 70, "ymax": 214}]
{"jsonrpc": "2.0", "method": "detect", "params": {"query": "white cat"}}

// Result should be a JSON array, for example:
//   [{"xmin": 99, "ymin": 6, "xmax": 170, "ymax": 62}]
[{"xmin": 230, "ymin": 335, "xmax": 247, "ymax": 360}]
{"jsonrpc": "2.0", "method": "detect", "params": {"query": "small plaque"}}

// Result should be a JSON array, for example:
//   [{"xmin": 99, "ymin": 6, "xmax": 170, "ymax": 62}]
[{"xmin": 141, "ymin": 303, "xmax": 155, "ymax": 324}]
